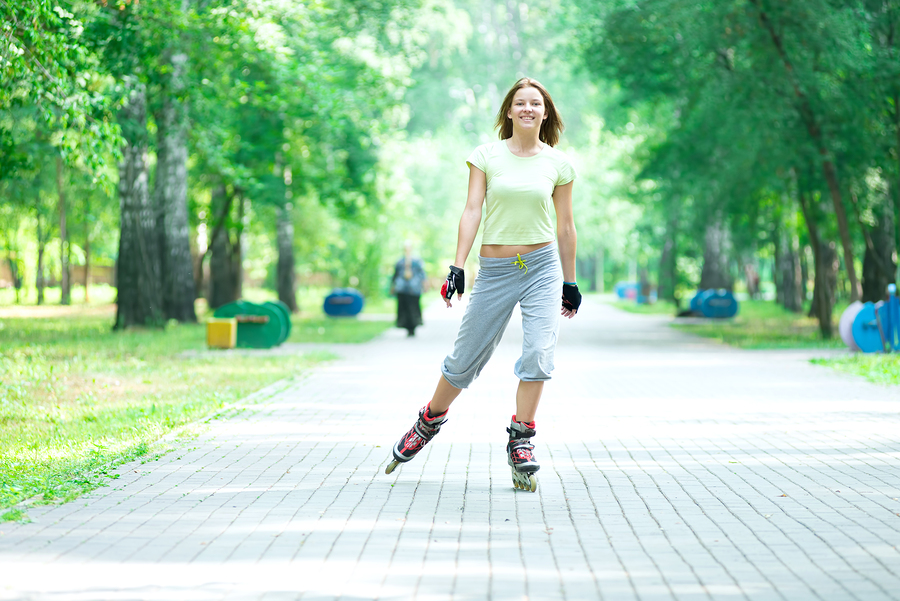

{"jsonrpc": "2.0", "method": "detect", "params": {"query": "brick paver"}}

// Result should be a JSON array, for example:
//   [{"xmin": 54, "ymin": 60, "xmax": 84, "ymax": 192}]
[{"xmin": 2, "ymin": 297, "xmax": 899, "ymax": 600}]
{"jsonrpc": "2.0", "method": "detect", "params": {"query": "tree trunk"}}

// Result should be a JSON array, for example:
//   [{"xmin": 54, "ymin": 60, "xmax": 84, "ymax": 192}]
[
  {"xmin": 750, "ymin": 0, "xmax": 861, "ymax": 301},
  {"xmin": 799, "ymin": 247, "xmax": 809, "ymax": 302},
  {"xmin": 208, "ymin": 186, "xmax": 236, "ymax": 309},
  {"xmin": 812, "ymin": 241, "xmax": 838, "ymax": 337},
  {"xmin": 36, "ymin": 210, "xmax": 45, "ymax": 305},
  {"xmin": 894, "ymin": 91, "xmax": 900, "ymax": 283},
  {"xmin": 56, "ymin": 155, "xmax": 70, "ymax": 305},
  {"xmin": 197, "ymin": 184, "xmax": 237, "ymax": 302},
  {"xmin": 797, "ymin": 188, "xmax": 834, "ymax": 338},
  {"xmin": 774, "ymin": 216, "xmax": 803, "ymax": 313},
  {"xmin": 657, "ymin": 213, "xmax": 677, "ymax": 303},
  {"xmin": 115, "ymin": 80, "xmax": 163, "ymax": 329},
  {"xmin": 821, "ymin": 161, "xmax": 861, "ymax": 301},
  {"xmin": 153, "ymin": 49, "xmax": 196, "ymax": 323},
  {"xmin": 699, "ymin": 216, "xmax": 733, "ymax": 291},
  {"xmin": 4, "ymin": 253, "xmax": 20, "ymax": 304},
  {"xmin": 861, "ymin": 194, "xmax": 897, "ymax": 302},
  {"xmin": 232, "ymin": 195, "xmax": 244, "ymax": 300},
  {"xmin": 782, "ymin": 241, "xmax": 803, "ymax": 313},
  {"xmin": 277, "ymin": 202, "xmax": 298, "ymax": 312}
]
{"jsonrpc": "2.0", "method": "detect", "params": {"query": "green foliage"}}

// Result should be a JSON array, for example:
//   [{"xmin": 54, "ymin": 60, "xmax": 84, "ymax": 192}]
[
  {"xmin": 1, "ymin": 1, "xmax": 120, "ymax": 181},
  {"xmin": 671, "ymin": 299, "xmax": 847, "ymax": 349},
  {"xmin": 0, "ymin": 508, "xmax": 29, "ymax": 523},
  {"xmin": 575, "ymin": 0, "xmax": 900, "ymax": 304},
  {"xmin": 812, "ymin": 354, "xmax": 900, "ymax": 386}
]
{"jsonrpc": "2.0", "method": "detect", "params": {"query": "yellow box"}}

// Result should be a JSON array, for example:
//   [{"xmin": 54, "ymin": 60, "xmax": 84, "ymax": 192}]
[{"xmin": 206, "ymin": 318, "xmax": 237, "ymax": 349}]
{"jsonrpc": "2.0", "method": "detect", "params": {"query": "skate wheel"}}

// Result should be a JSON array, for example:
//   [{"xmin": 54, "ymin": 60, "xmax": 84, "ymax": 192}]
[
  {"xmin": 385, "ymin": 460, "xmax": 400, "ymax": 475},
  {"xmin": 511, "ymin": 471, "xmax": 538, "ymax": 492}
]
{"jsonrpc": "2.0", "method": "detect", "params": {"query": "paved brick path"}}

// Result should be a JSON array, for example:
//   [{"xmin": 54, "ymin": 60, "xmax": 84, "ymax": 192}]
[{"xmin": 2, "ymin": 297, "xmax": 899, "ymax": 601}]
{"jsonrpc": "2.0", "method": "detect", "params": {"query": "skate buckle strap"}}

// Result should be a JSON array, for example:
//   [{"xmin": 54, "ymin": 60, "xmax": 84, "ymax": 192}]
[
  {"xmin": 507, "ymin": 425, "xmax": 536, "ymax": 439},
  {"xmin": 510, "ymin": 439, "xmax": 534, "ymax": 452},
  {"xmin": 510, "ymin": 253, "xmax": 528, "ymax": 274}
]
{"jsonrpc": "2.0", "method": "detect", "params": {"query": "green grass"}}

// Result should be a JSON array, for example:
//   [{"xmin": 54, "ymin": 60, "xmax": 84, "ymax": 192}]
[
  {"xmin": 811, "ymin": 354, "xmax": 900, "ymax": 386},
  {"xmin": 0, "ymin": 508, "xmax": 28, "ymax": 523},
  {"xmin": 667, "ymin": 299, "xmax": 848, "ymax": 350},
  {"xmin": 614, "ymin": 296, "xmax": 899, "ymax": 386},
  {"xmin": 0, "ymin": 297, "xmax": 393, "ymax": 518}
]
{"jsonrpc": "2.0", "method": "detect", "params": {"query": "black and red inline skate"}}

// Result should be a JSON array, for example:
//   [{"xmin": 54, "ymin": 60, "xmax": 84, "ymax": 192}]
[
  {"xmin": 385, "ymin": 403, "xmax": 448, "ymax": 474},
  {"xmin": 507, "ymin": 416, "xmax": 539, "ymax": 492}
]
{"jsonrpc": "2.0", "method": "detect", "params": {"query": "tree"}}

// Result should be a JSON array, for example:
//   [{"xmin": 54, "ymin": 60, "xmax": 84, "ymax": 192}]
[
  {"xmin": 152, "ymin": 4, "xmax": 196, "ymax": 322},
  {"xmin": 115, "ymin": 79, "xmax": 163, "ymax": 329},
  {"xmin": 576, "ymin": 0, "xmax": 899, "ymax": 333}
]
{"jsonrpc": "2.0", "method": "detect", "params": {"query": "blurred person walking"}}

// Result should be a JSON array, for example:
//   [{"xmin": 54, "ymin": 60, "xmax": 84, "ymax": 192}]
[{"xmin": 391, "ymin": 242, "xmax": 427, "ymax": 337}]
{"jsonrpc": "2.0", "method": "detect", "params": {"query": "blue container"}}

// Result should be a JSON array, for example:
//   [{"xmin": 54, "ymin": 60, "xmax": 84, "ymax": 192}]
[
  {"xmin": 614, "ymin": 282, "xmax": 639, "ymax": 300},
  {"xmin": 885, "ymin": 284, "xmax": 899, "ymax": 351},
  {"xmin": 689, "ymin": 291, "xmax": 704, "ymax": 313},
  {"xmin": 852, "ymin": 286, "xmax": 900, "ymax": 353},
  {"xmin": 692, "ymin": 289, "xmax": 739, "ymax": 318},
  {"xmin": 852, "ymin": 302, "xmax": 886, "ymax": 353},
  {"xmin": 323, "ymin": 288, "xmax": 364, "ymax": 317}
]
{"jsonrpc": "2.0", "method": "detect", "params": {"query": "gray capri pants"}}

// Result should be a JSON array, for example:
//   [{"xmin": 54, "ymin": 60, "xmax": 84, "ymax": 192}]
[{"xmin": 441, "ymin": 244, "xmax": 563, "ymax": 388}]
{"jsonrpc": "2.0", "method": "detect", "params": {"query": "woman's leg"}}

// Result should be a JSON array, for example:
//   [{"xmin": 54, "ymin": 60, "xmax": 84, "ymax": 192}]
[
  {"xmin": 515, "ymin": 380, "xmax": 544, "ymax": 422},
  {"xmin": 427, "ymin": 375, "xmax": 463, "ymax": 415},
  {"xmin": 431, "ymin": 363, "xmax": 545, "ymax": 419},
  {"xmin": 513, "ymin": 247, "xmax": 561, "ymax": 418}
]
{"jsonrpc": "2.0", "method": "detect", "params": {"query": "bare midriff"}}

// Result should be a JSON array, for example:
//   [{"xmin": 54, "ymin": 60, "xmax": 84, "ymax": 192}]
[{"xmin": 479, "ymin": 241, "xmax": 552, "ymax": 259}]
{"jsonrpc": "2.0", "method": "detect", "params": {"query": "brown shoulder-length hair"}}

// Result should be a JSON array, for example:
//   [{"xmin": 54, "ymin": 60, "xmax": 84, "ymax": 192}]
[{"xmin": 494, "ymin": 77, "xmax": 564, "ymax": 147}]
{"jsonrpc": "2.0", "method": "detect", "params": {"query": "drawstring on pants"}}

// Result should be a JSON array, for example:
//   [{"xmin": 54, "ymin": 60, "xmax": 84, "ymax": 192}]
[{"xmin": 511, "ymin": 253, "xmax": 528, "ymax": 274}]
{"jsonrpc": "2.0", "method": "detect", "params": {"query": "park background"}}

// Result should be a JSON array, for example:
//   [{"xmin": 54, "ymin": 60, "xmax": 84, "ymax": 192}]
[{"xmin": 1, "ymin": 0, "xmax": 899, "ymax": 518}]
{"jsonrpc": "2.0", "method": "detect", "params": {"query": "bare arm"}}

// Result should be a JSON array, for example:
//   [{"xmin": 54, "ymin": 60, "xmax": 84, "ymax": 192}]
[
  {"xmin": 553, "ymin": 181, "xmax": 576, "ymax": 281},
  {"xmin": 453, "ymin": 165, "xmax": 487, "ymax": 268},
  {"xmin": 443, "ymin": 165, "xmax": 486, "ymax": 307},
  {"xmin": 553, "ymin": 181, "xmax": 577, "ymax": 318}
]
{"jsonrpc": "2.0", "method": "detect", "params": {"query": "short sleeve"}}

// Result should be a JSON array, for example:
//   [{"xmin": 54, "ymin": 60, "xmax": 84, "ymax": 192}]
[
  {"xmin": 466, "ymin": 144, "xmax": 488, "ymax": 173},
  {"xmin": 556, "ymin": 154, "xmax": 576, "ymax": 187}
]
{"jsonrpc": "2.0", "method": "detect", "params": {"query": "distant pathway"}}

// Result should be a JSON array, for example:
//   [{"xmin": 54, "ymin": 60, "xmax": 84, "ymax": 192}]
[{"xmin": 2, "ymin": 297, "xmax": 899, "ymax": 601}]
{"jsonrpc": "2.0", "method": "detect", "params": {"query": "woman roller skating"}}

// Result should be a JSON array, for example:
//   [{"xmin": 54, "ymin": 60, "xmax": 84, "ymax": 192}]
[{"xmin": 385, "ymin": 77, "xmax": 581, "ymax": 492}]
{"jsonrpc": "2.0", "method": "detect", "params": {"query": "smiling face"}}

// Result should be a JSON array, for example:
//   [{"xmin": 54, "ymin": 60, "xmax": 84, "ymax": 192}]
[
  {"xmin": 507, "ymin": 86, "xmax": 548, "ymax": 133},
  {"xmin": 495, "ymin": 78, "xmax": 563, "ymax": 146}
]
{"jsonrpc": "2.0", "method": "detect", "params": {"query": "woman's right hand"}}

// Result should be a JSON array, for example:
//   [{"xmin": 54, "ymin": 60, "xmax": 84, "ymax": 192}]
[{"xmin": 441, "ymin": 266, "xmax": 465, "ymax": 307}]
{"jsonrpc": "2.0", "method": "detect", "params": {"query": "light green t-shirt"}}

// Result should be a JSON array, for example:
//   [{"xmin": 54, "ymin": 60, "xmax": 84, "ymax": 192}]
[{"xmin": 466, "ymin": 141, "xmax": 576, "ymax": 245}]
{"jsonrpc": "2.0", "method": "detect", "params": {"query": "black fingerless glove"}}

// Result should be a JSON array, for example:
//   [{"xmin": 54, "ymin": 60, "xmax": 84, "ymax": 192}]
[
  {"xmin": 562, "ymin": 282, "xmax": 581, "ymax": 313},
  {"xmin": 441, "ymin": 265, "xmax": 465, "ymax": 299}
]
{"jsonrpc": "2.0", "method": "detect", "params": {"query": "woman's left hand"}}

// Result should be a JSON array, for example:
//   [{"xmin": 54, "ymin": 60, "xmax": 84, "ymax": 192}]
[{"xmin": 561, "ymin": 282, "xmax": 581, "ymax": 319}]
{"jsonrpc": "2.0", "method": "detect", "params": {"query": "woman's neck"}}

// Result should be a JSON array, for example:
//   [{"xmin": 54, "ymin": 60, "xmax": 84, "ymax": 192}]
[{"xmin": 505, "ymin": 132, "xmax": 544, "ymax": 157}]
